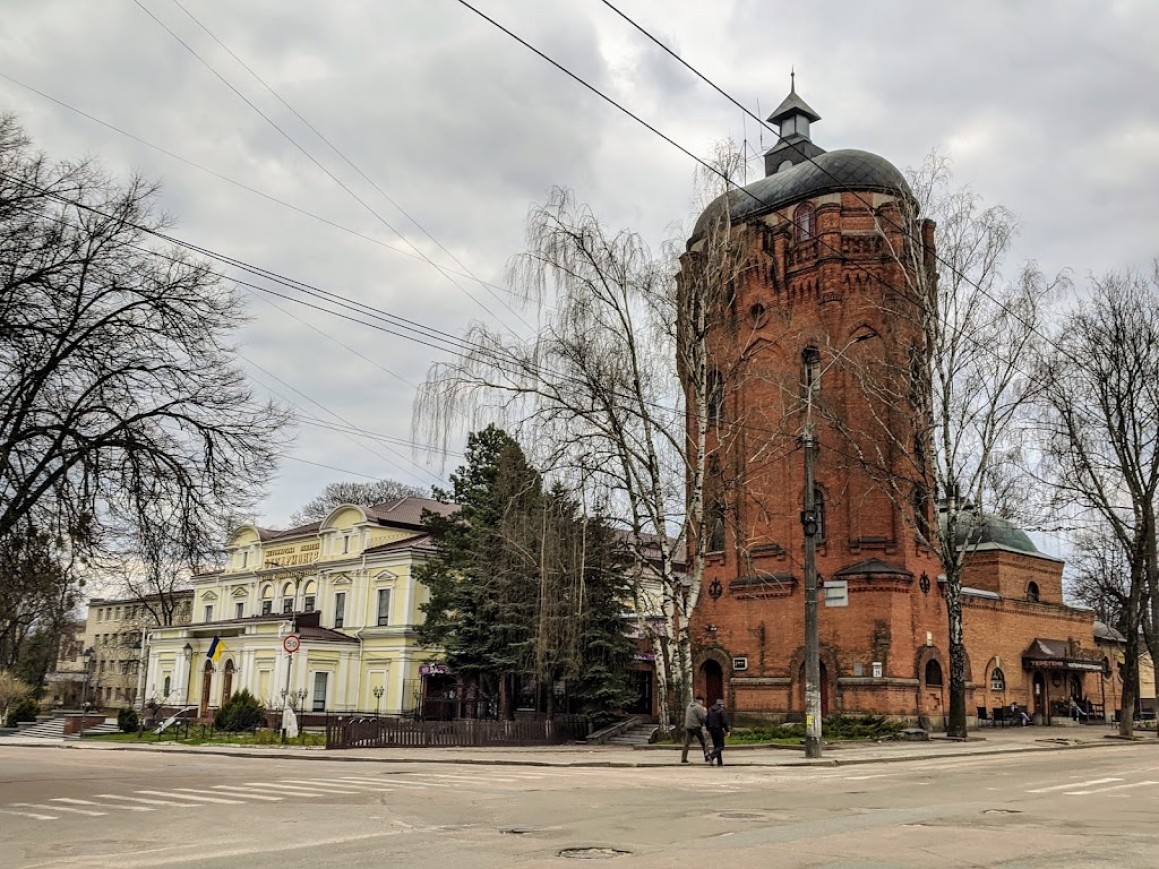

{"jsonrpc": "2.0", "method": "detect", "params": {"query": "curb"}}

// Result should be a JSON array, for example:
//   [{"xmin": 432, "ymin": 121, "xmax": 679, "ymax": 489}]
[{"xmin": 6, "ymin": 734, "xmax": 1141, "ymax": 769}]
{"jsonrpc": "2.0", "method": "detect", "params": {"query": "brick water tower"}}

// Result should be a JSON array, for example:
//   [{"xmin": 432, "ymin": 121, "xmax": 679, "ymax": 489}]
[{"xmin": 682, "ymin": 79, "xmax": 948, "ymax": 723}]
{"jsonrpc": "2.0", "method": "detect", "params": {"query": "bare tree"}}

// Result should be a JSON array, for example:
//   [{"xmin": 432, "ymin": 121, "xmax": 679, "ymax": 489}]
[
  {"xmin": 1035, "ymin": 264, "xmax": 1159, "ymax": 736},
  {"xmin": 289, "ymin": 478, "xmax": 429, "ymax": 526},
  {"xmin": 839, "ymin": 154, "xmax": 1058, "ymax": 737},
  {"xmin": 0, "ymin": 114, "xmax": 288, "ymax": 572},
  {"xmin": 0, "ymin": 670, "xmax": 32, "ymax": 721},
  {"xmin": 415, "ymin": 161, "xmax": 752, "ymax": 728}
]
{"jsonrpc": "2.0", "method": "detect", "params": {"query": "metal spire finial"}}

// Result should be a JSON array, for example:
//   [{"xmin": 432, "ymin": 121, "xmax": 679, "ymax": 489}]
[{"xmin": 791, "ymin": 67, "xmax": 796, "ymax": 92}]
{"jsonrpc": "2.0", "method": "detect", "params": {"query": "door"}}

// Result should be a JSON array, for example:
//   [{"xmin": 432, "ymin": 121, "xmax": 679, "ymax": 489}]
[
  {"xmin": 1033, "ymin": 671, "xmax": 1047, "ymax": 721},
  {"xmin": 797, "ymin": 661, "xmax": 831, "ymax": 715},
  {"xmin": 221, "ymin": 660, "xmax": 234, "ymax": 705},
  {"xmin": 702, "ymin": 660, "xmax": 724, "ymax": 707},
  {"xmin": 200, "ymin": 660, "xmax": 213, "ymax": 719}
]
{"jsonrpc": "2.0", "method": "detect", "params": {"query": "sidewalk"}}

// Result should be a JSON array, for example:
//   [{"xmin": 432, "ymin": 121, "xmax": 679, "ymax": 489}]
[{"xmin": 4, "ymin": 724, "xmax": 1151, "ymax": 768}]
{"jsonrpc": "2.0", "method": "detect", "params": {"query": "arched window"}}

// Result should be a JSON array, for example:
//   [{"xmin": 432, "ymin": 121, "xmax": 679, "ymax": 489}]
[
  {"xmin": 708, "ymin": 500, "xmax": 726, "ymax": 553},
  {"xmin": 795, "ymin": 203, "xmax": 815, "ymax": 242},
  {"xmin": 303, "ymin": 580, "xmax": 317, "ymax": 613},
  {"xmin": 1026, "ymin": 581, "xmax": 1040, "ymax": 603},
  {"xmin": 260, "ymin": 584, "xmax": 273, "ymax": 615},
  {"xmin": 281, "ymin": 582, "xmax": 295, "ymax": 614},
  {"xmin": 990, "ymin": 667, "xmax": 1006, "ymax": 691},
  {"xmin": 924, "ymin": 659, "xmax": 944, "ymax": 688},
  {"xmin": 707, "ymin": 368, "xmax": 725, "ymax": 426}
]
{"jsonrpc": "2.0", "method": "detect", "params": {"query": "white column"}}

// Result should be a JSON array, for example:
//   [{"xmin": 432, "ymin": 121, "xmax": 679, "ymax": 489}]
[{"xmin": 394, "ymin": 649, "xmax": 411, "ymax": 714}]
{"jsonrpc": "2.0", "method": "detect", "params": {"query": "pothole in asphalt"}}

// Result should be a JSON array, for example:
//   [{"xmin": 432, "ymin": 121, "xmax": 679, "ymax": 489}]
[{"xmin": 559, "ymin": 847, "xmax": 631, "ymax": 859}]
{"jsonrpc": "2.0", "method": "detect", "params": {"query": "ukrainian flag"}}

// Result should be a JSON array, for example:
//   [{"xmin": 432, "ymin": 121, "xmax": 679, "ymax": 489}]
[{"xmin": 206, "ymin": 636, "xmax": 226, "ymax": 665}]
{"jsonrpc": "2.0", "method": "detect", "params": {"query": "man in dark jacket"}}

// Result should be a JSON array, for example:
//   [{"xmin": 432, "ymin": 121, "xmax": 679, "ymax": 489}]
[
  {"xmin": 705, "ymin": 698, "xmax": 731, "ymax": 766},
  {"xmin": 681, "ymin": 695, "xmax": 708, "ymax": 763}
]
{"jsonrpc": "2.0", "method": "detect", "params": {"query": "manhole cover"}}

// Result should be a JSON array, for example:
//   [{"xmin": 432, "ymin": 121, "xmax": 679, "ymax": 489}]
[{"xmin": 559, "ymin": 847, "xmax": 631, "ymax": 859}]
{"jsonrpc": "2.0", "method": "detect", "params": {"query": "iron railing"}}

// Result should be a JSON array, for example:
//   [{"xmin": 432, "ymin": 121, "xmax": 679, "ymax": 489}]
[{"xmin": 325, "ymin": 713, "xmax": 589, "ymax": 749}]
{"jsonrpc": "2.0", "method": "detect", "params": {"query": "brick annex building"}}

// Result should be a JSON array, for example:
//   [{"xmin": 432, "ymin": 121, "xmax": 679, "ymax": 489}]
[{"xmin": 683, "ymin": 81, "xmax": 1124, "ymax": 728}]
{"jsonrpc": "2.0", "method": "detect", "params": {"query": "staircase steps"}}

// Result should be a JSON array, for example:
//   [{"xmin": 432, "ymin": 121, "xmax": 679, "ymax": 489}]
[{"xmin": 606, "ymin": 722, "xmax": 656, "ymax": 746}]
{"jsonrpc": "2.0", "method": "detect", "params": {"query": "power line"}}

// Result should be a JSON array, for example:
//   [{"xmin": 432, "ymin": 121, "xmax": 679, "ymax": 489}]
[
  {"xmin": 593, "ymin": 0, "xmax": 1083, "ymax": 373},
  {"xmin": 131, "ymin": 0, "xmax": 533, "ymax": 333},
  {"xmin": 240, "ymin": 353, "xmax": 449, "ymax": 488},
  {"xmin": 0, "ymin": 68, "xmax": 510, "ymax": 296},
  {"xmin": 163, "ymin": 0, "xmax": 532, "ymax": 330}
]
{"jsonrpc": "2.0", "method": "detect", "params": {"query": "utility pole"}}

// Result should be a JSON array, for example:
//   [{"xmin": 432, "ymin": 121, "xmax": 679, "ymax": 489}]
[
  {"xmin": 806, "ymin": 356, "xmax": 825, "ymax": 760},
  {"xmin": 801, "ymin": 419, "xmax": 823, "ymax": 759}
]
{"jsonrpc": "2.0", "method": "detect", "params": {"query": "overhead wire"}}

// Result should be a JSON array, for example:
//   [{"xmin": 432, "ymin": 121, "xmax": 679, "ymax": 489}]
[
  {"xmin": 592, "ymin": 0, "xmax": 1087, "ymax": 373},
  {"xmin": 130, "ymin": 0, "xmax": 529, "ymax": 333},
  {"xmin": 0, "ymin": 69, "xmax": 508, "ymax": 295},
  {"xmin": 163, "ymin": 0, "xmax": 532, "ymax": 327}
]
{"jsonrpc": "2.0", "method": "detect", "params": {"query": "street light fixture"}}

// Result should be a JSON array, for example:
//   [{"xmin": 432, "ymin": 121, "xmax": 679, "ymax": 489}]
[
  {"xmin": 801, "ymin": 331, "xmax": 878, "ymax": 760},
  {"xmin": 81, "ymin": 646, "xmax": 95, "ymax": 713},
  {"xmin": 373, "ymin": 685, "xmax": 385, "ymax": 718}
]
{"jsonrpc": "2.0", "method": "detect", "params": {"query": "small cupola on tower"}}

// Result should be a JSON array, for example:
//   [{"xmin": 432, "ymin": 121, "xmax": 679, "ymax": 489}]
[{"xmin": 763, "ymin": 72, "xmax": 827, "ymax": 177}]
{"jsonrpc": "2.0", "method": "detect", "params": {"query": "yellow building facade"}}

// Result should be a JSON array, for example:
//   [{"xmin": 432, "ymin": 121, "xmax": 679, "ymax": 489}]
[{"xmin": 143, "ymin": 497, "xmax": 456, "ymax": 719}]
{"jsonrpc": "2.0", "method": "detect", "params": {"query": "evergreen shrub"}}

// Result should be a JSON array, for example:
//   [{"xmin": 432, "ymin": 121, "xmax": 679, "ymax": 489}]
[{"xmin": 213, "ymin": 689, "xmax": 265, "ymax": 732}]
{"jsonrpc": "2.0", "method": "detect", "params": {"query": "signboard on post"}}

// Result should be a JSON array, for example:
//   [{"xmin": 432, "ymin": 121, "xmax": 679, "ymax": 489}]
[{"xmin": 283, "ymin": 634, "xmax": 301, "ymax": 655}]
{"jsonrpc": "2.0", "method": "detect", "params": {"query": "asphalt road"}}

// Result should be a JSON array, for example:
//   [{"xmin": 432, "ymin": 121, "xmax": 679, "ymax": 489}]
[{"xmin": 1, "ymin": 743, "xmax": 1156, "ymax": 868}]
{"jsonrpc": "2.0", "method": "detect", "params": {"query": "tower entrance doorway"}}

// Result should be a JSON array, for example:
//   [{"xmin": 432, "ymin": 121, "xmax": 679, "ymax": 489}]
[
  {"xmin": 797, "ymin": 661, "xmax": 830, "ymax": 716},
  {"xmin": 701, "ymin": 660, "xmax": 724, "ymax": 707}
]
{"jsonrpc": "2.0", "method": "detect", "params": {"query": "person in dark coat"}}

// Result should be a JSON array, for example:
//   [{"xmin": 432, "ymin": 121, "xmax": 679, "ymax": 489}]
[{"xmin": 705, "ymin": 698, "xmax": 731, "ymax": 766}]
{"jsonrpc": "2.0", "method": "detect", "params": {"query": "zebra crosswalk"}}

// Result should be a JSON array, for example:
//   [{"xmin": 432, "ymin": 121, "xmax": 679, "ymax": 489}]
[{"xmin": 0, "ymin": 769, "xmax": 564, "ymax": 822}]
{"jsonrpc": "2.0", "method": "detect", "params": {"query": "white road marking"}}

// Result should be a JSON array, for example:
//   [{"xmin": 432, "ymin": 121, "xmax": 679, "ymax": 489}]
[
  {"xmin": 51, "ymin": 797, "xmax": 152, "ymax": 812},
  {"xmin": 1027, "ymin": 777, "xmax": 1123, "ymax": 793},
  {"xmin": 12, "ymin": 802, "xmax": 104, "ymax": 816},
  {"xmin": 173, "ymin": 786, "xmax": 282, "ymax": 802},
  {"xmin": 97, "ymin": 793, "xmax": 203, "ymax": 807},
  {"xmin": 209, "ymin": 786, "xmax": 284, "ymax": 800},
  {"xmin": 244, "ymin": 782, "xmax": 331, "ymax": 796},
  {"xmin": 137, "ymin": 789, "xmax": 243, "ymax": 805},
  {"xmin": 843, "ymin": 774, "xmax": 894, "ymax": 781},
  {"xmin": 406, "ymin": 773, "xmax": 523, "ymax": 783},
  {"xmin": 272, "ymin": 780, "xmax": 363, "ymax": 794},
  {"xmin": 0, "ymin": 807, "xmax": 58, "ymax": 820},
  {"xmin": 1065, "ymin": 780, "xmax": 1159, "ymax": 796}
]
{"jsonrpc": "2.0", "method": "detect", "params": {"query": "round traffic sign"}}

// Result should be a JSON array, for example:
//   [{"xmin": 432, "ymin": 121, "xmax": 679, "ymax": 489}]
[{"xmin": 283, "ymin": 634, "xmax": 301, "ymax": 654}]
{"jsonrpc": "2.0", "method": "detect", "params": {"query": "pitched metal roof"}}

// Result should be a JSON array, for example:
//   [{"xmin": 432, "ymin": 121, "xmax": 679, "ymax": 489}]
[{"xmin": 766, "ymin": 88, "xmax": 821, "ymax": 124}]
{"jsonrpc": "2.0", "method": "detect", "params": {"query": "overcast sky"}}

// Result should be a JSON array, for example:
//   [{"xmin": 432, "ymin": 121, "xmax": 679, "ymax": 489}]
[{"xmin": 3, "ymin": 0, "xmax": 1158, "ymax": 543}]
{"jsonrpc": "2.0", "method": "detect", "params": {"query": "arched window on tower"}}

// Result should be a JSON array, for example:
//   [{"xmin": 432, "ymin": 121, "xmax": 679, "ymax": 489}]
[
  {"xmin": 708, "ymin": 499, "xmax": 726, "ymax": 553},
  {"xmin": 795, "ymin": 203, "xmax": 815, "ymax": 242},
  {"xmin": 990, "ymin": 667, "xmax": 1006, "ymax": 691},
  {"xmin": 1026, "ymin": 581, "xmax": 1040, "ymax": 603},
  {"xmin": 925, "ymin": 659, "xmax": 944, "ymax": 688},
  {"xmin": 707, "ymin": 368, "xmax": 725, "ymax": 427}
]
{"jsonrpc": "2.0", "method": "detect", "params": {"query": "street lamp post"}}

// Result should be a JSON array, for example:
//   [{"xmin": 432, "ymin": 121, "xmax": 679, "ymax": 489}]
[
  {"xmin": 80, "ymin": 646, "xmax": 95, "ymax": 713},
  {"xmin": 800, "ymin": 332, "xmax": 877, "ymax": 760},
  {"xmin": 373, "ymin": 685, "xmax": 385, "ymax": 717}
]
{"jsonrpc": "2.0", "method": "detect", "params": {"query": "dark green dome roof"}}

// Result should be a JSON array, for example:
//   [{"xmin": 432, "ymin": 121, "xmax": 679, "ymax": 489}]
[
  {"xmin": 692, "ymin": 149, "xmax": 912, "ymax": 238},
  {"xmin": 954, "ymin": 512, "xmax": 1040, "ymax": 555}
]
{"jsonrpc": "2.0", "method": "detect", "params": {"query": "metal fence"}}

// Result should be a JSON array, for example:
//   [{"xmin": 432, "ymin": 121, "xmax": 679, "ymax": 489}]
[{"xmin": 325, "ymin": 714, "xmax": 590, "ymax": 749}]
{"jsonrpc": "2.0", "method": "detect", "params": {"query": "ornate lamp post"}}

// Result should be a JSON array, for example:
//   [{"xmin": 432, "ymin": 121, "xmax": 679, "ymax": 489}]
[{"xmin": 373, "ymin": 685, "xmax": 385, "ymax": 717}]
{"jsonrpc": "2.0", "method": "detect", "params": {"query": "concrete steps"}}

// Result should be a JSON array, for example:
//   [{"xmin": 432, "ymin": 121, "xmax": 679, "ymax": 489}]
[{"xmin": 606, "ymin": 722, "xmax": 656, "ymax": 746}]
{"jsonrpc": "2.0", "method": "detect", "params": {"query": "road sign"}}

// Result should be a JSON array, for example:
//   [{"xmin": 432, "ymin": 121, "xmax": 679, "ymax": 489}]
[{"xmin": 283, "ymin": 634, "xmax": 301, "ymax": 654}]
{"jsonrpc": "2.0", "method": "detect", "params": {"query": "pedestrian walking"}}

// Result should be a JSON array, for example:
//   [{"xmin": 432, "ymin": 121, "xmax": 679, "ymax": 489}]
[
  {"xmin": 705, "ymin": 698, "xmax": 731, "ymax": 766},
  {"xmin": 680, "ymin": 695, "xmax": 708, "ymax": 764}
]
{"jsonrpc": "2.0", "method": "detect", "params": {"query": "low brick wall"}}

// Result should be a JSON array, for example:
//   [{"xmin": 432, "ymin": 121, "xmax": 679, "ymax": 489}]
[{"xmin": 63, "ymin": 714, "xmax": 107, "ymax": 735}]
